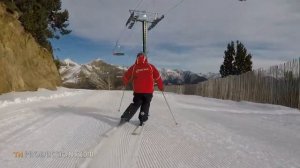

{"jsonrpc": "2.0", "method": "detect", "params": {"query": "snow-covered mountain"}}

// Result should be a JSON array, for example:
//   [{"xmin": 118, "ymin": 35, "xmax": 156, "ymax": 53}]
[
  {"xmin": 59, "ymin": 59, "xmax": 124, "ymax": 89},
  {"xmin": 59, "ymin": 59, "xmax": 219, "ymax": 89},
  {"xmin": 59, "ymin": 58, "xmax": 81, "ymax": 83},
  {"xmin": 160, "ymin": 68, "xmax": 208, "ymax": 85},
  {"xmin": 198, "ymin": 72, "xmax": 221, "ymax": 79}
]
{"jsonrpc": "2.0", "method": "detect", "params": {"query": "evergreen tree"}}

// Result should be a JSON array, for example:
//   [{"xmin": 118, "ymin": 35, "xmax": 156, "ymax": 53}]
[
  {"xmin": 233, "ymin": 41, "xmax": 252, "ymax": 75},
  {"xmin": 3, "ymin": 0, "xmax": 71, "ymax": 51},
  {"xmin": 220, "ymin": 41, "xmax": 235, "ymax": 77},
  {"xmin": 220, "ymin": 41, "xmax": 253, "ymax": 77},
  {"xmin": 244, "ymin": 53, "xmax": 252, "ymax": 73}
]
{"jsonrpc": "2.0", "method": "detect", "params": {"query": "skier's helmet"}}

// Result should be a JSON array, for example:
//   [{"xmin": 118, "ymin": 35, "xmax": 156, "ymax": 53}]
[{"xmin": 136, "ymin": 52, "xmax": 146, "ymax": 58}]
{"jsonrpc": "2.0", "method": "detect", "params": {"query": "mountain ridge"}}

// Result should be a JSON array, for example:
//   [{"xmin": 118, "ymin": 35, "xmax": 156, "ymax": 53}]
[{"xmin": 59, "ymin": 58, "xmax": 220, "ymax": 89}]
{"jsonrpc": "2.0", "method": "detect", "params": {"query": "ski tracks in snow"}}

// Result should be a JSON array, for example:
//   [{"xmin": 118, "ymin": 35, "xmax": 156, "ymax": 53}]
[
  {"xmin": 0, "ymin": 89, "xmax": 116, "ymax": 168},
  {"xmin": 1, "ymin": 89, "xmax": 300, "ymax": 168},
  {"xmin": 82, "ymin": 122, "xmax": 144, "ymax": 168}
]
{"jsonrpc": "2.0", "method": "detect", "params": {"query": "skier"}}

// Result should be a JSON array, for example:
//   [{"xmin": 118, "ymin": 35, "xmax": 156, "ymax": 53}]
[{"xmin": 121, "ymin": 52, "xmax": 164, "ymax": 126}]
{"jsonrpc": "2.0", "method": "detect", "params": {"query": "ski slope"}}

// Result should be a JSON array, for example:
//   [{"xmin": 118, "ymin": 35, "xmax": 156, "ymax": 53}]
[{"xmin": 0, "ymin": 88, "xmax": 300, "ymax": 168}]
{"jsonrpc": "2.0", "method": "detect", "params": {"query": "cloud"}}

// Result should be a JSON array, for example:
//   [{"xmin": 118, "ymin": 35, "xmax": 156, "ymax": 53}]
[{"xmin": 60, "ymin": 0, "xmax": 300, "ymax": 73}]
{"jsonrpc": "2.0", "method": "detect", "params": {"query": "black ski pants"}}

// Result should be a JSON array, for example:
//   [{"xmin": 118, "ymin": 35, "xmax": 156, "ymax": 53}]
[{"xmin": 121, "ymin": 93, "xmax": 153, "ymax": 122}]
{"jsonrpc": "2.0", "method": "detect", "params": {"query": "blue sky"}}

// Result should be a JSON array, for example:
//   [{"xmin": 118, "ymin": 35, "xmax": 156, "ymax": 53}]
[
  {"xmin": 52, "ymin": 0, "xmax": 300, "ymax": 73},
  {"xmin": 51, "ymin": 36, "xmax": 132, "ymax": 66}
]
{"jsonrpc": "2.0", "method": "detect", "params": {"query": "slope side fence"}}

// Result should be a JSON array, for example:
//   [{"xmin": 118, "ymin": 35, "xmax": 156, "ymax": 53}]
[{"xmin": 165, "ymin": 58, "xmax": 300, "ymax": 109}]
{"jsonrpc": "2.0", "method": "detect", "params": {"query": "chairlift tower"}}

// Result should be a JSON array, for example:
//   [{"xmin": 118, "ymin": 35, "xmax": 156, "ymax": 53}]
[{"xmin": 126, "ymin": 10, "xmax": 164, "ymax": 54}]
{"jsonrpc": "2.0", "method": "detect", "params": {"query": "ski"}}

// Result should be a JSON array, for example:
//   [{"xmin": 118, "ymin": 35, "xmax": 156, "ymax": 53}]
[
  {"xmin": 118, "ymin": 118, "xmax": 127, "ymax": 126},
  {"xmin": 132, "ymin": 125, "xmax": 144, "ymax": 135},
  {"xmin": 104, "ymin": 119, "xmax": 127, "ymax": 137}
]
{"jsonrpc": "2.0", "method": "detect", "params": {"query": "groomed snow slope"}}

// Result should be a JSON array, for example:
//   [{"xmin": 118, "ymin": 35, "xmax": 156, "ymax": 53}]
[{"xmin": 0, "ymin": 88, "xmax": 300, "ymax": 168}]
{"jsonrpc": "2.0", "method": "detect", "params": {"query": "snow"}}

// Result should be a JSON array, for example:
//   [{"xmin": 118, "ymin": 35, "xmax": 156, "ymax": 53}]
[
  {"xmin": 94, "ymin": 58, "xmax": 103, "ymax": 62},
  {"xmin": 0, "ymin": 88, "xmax": 81, "ymax": 108},
  {"xmin": 0, "ymin": 88, "xmax": 300, "ymax": 168},
  {"xmin": 60, "ymin": 59, "xmax": 82, "ymax": 83},
  {"xmin": 63, "ymin": 58, "xmax": 79, "ymax": 66}
]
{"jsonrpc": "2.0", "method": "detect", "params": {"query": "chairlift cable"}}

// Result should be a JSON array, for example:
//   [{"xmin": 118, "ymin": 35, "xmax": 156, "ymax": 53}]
[
  {"xmin": 163, "ymin": 0, "xmax": 185, "ymax": 15},
  {"xmin": 134, "ymin": 0, "xmax": 144, "ymax": 10}
]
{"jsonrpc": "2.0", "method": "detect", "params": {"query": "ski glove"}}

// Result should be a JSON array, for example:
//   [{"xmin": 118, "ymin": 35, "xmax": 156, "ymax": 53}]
[
  {"xmin": 123, "ymin": 77, "xmax": 129, "ymax": 86},
  {"xmin": 158, "ymin": 83, "xmax": 164, "ymax": 91}
]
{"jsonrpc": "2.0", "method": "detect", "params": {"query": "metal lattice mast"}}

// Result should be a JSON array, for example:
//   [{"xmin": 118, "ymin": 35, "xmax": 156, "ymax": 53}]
[
  {"xmin": 125, "ymin": 10, "xmax": 164, "ymax": 54},
  {"xmin": 142, "ymin": 20, "xmax": 147, "ymax": 53}
]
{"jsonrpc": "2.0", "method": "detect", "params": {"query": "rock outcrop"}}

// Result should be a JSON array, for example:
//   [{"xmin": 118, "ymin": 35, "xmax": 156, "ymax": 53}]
[{"xmin": 0, "ymin": 3, "xmax": 61, "ymax": 94}]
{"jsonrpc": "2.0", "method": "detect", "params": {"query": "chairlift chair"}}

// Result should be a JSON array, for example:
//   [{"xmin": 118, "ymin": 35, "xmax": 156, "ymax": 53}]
[{"xmin": 112, "ymin": 45, "xmax": 125, "ymax": 56}]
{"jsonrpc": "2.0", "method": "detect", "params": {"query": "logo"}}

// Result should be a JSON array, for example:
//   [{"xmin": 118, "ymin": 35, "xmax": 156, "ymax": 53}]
[{"xmin": 136, "ymin": 68, "xmax": 149, "ymax": 73}]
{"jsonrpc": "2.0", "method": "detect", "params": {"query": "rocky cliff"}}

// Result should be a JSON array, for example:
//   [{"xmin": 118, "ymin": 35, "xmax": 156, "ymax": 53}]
[{"xmin": 0, "ymin": 3, "xmax": 61, "ymax": 94}]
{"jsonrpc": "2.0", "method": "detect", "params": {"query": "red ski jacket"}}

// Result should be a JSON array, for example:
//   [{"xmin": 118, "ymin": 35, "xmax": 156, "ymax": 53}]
[{"xmin": 123, "ymin": 54, "xmax": 164, "ymax": 93}]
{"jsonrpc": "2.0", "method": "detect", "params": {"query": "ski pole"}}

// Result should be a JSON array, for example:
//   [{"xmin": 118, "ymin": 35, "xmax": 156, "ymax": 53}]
[
  {"xmin": 162, "ymin": 91, "xmax": 178, "ymax": 125},
  {"xmin": 118, "ymin": 86, "xmax": 126, "ymax": 112}
]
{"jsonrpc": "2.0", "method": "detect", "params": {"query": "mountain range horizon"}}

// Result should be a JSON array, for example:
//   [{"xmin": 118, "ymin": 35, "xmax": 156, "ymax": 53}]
[{"xmin": 58, "ymin": 58, "xmax": 220, "ymax": 90}]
